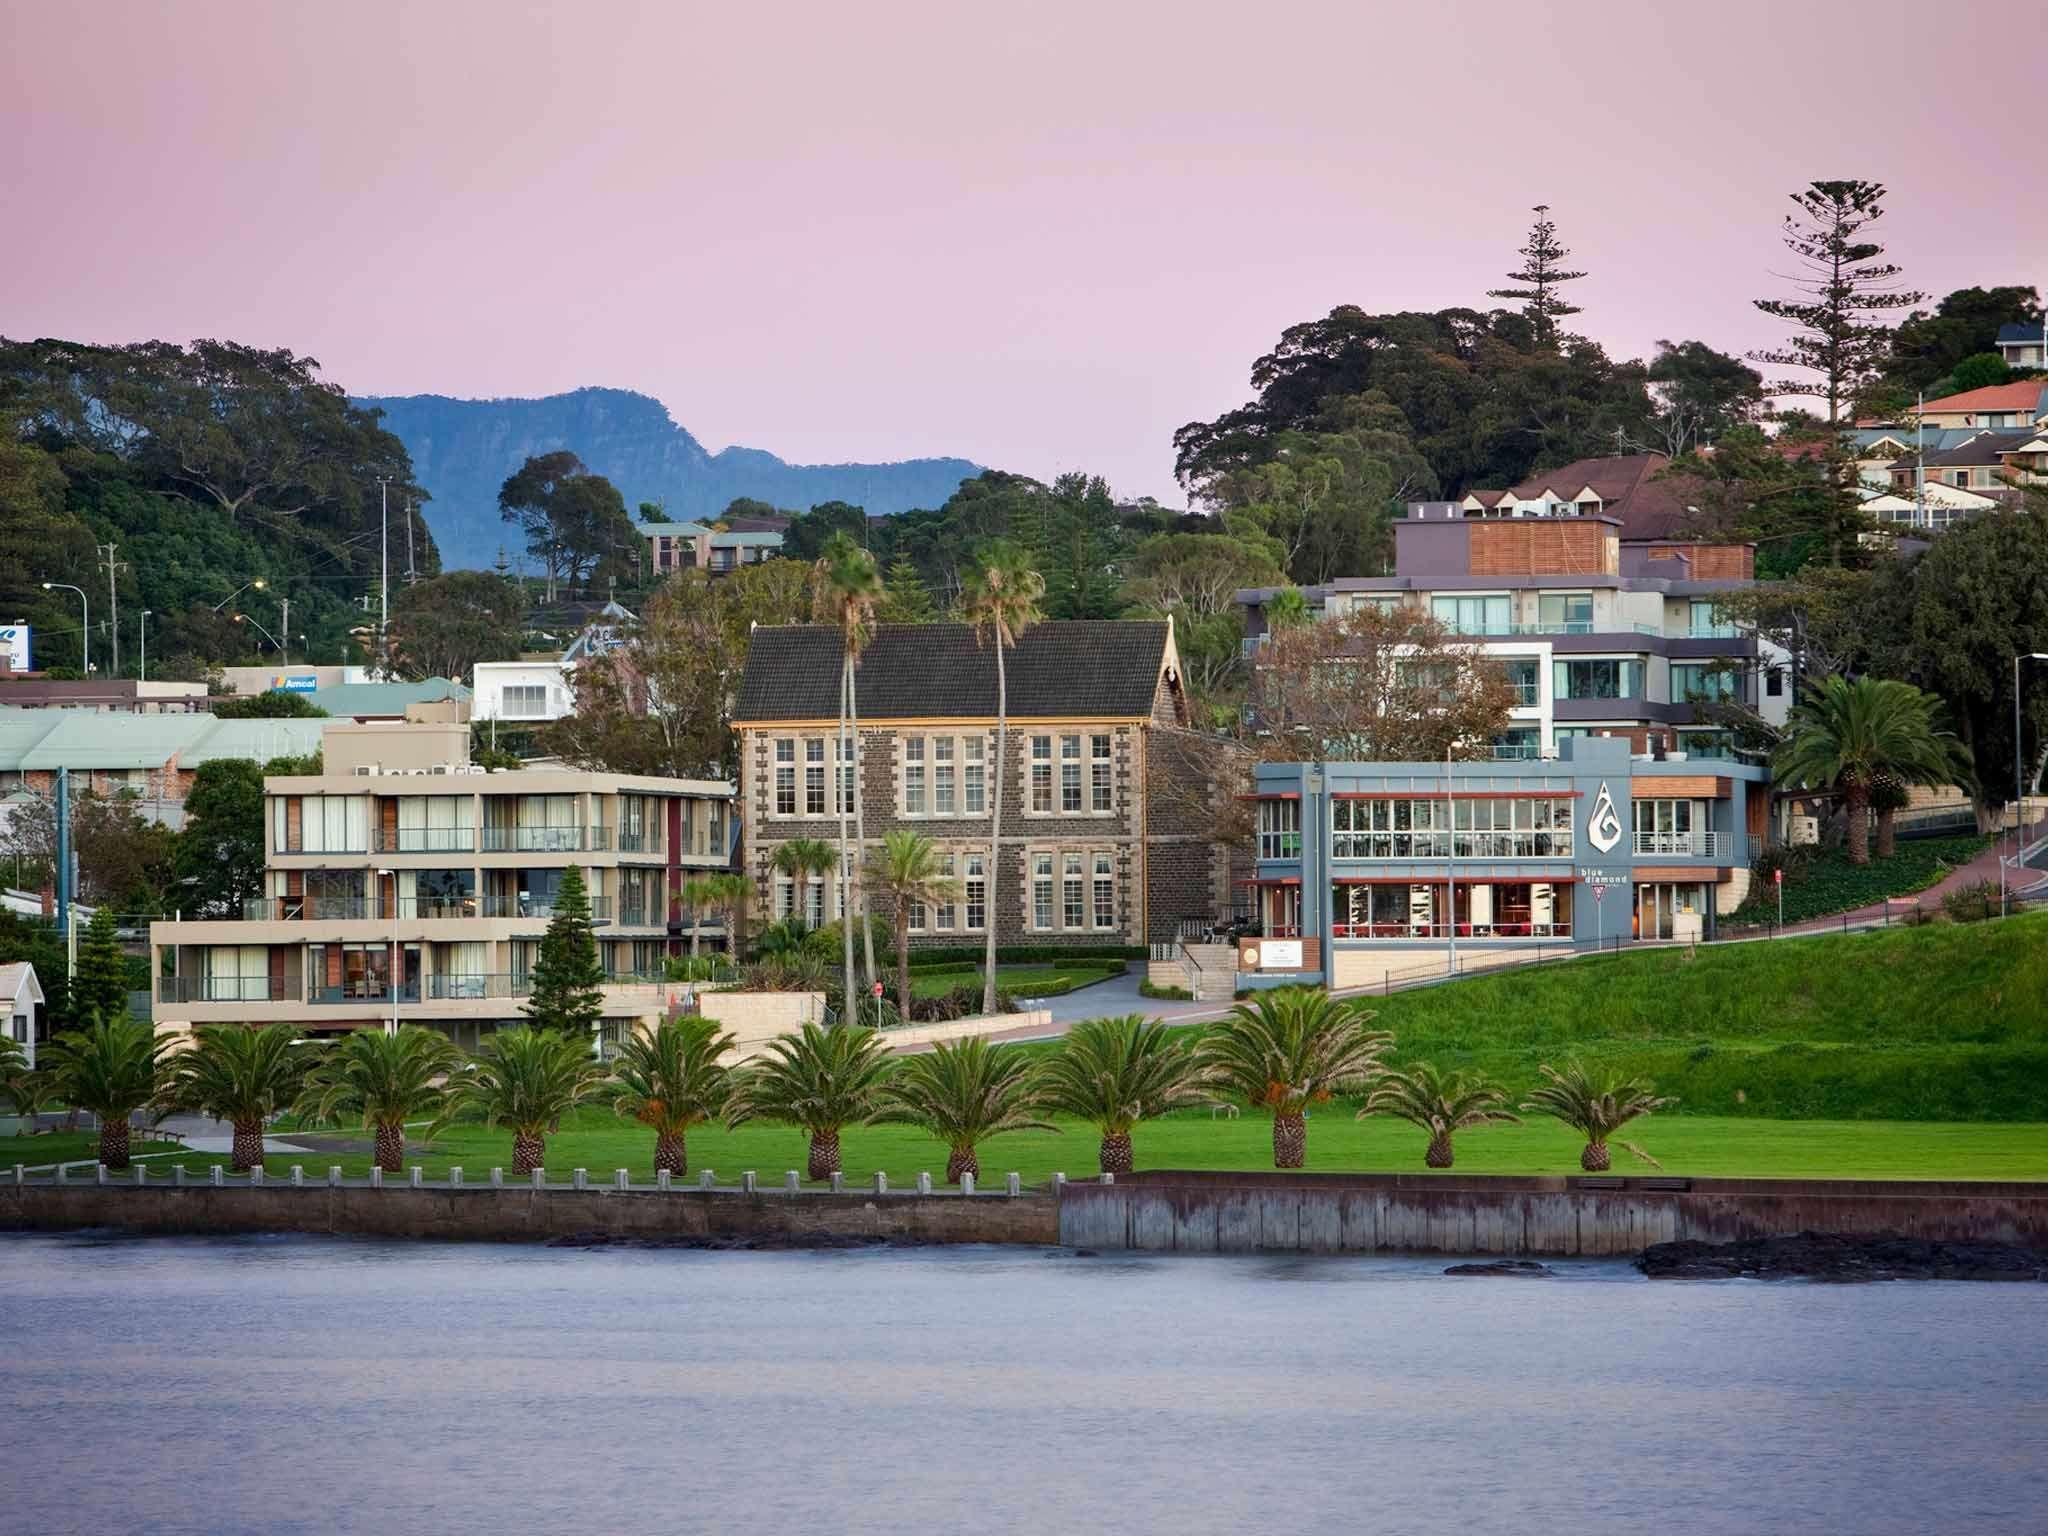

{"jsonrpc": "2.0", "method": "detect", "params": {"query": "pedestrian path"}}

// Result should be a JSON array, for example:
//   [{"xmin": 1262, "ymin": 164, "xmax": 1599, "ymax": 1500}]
[{"xmin": 1784, "ymin": 818, "xmax": 2043, "ymax": 934}]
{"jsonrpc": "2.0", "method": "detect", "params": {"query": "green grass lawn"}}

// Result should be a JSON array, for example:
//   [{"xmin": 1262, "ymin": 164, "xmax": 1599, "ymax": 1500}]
[
  {"xmin": 1728, "ymin": 834, "xmax": 1986, "ymax": 925},
  {"xmin": 906, "ymin": 962, "xmax": 1119, "ymax": 1000},
  {"xmin": 22, "ymin": 1108, "xmax": 2042, "ymax": 1184}
]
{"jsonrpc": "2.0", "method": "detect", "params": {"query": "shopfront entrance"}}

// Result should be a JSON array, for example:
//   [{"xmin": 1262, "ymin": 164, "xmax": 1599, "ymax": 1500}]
[{"xmin": 1635, "ymin": 882, "xmax": 1707, "ymax": 941}]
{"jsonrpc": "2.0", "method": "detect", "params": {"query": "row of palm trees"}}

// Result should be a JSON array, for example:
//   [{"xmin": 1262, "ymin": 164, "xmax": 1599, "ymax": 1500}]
[{"xmin": 20, "ymin": 989, "xmax": 1670, "ymax": 1180}]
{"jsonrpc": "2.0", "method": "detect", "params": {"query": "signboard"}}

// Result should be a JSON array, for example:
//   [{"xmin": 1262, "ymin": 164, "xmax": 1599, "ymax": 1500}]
[
  {"xmin": 0, "ymin": 624, "xmax": 31, "ymax": 673},
  {"xmin": 271, "ymin": 673, "xmax": 319, "ymax": 694},
  {"xmin": 1773, "ymin": 867, "xmax": 1783, "ymax": 886},
  {"xmin": 1587, "ymin": 781, "xmax": 1624, "ymax": 854},
  {"xmin": 1262, "ymin": 939, "xmax": 1304, "ymax": 970}
]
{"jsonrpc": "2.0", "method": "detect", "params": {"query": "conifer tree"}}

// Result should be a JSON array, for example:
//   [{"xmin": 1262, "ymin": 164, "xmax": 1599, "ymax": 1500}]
[
  {"xmin": 877, "ymin": 557, "xmax": 937, "ymax": 623},
  {"xmin": 72, "ymin": 904, "xmax": 131, "ymax": 1025},
  {"xmin": 1489, "ymin": 204, "xmax": 1586, "ymax": 348},
  {"xmin": 523, "ymin": 865, "xmax": 606, "ymax": 1035}
]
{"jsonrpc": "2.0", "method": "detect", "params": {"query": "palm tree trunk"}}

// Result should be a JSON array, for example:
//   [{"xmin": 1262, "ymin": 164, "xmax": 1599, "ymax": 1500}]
[
  {"xmin": 837, "ymin": 659, "xmax": 856, "ymax": 1025},
  {"xmin": 1581, "ymin": 1140, "xmax": 1611, "ymax": 1173},
  {"xmin": 513, "ymin": 1131, "xmax": 545, "ymax": 1174},
  {"xmin": 982, "ymin": 642, "xmax": 1007, "ymax": 1017},
  {"xmin": 231, "ymin": 1116, "xmax": 265, "ymax": 1173},
  {"xmin": 1272, "ymin": 1112, "xmax": 1307, "ymax": 1169},
  {"xmin": 98, "ymin": 1117, "xmax": 130, "ymax": 1171},
  {"xmin": 374, "ymin": 1120, "xmax": 404, "ymax": 1174},
  {"xmin": 896, "ymin": 896, "xmax": 913, "ymax": 1017},
  {"xmin": 807, "ymin": 1127, "xmax": 840, "ymax": 1180},
  {"xmin": 687, "ymin": 887, "xmax": 700, "ymax": 960},
  {"xmin": 1876, "ymin": 807, "xmax": 1897, "ymax": 859},
  {"xmin": 655, "ymin": 1130, "xmax": 686, "ymax": 1175},
  {"xmin": 1425, "ymin": 1132, "xmax": 1454, "ymax": 1169},
  {"xmin": 1845, "ymin": 782, "xmax": 1871, "ymax": 865},
  {"xmin": 1099, "ymin": 1129, "xmax": 1133, "ymax": 1175},
  {"xmin": 946, "ymin": 1142, "xmax": 978, "ymax": 1185},
  {"xmin": 850, "ymin": 654, "xmax": 877, "ymax": 991}
]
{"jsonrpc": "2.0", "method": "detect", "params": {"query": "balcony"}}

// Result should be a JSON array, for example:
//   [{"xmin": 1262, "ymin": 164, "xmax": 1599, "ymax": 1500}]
[
  {"xmin": 308, "ymin": 982, "xmax": 421, "ymax": 1006},
  {"xmin": 239, "ymin": 896, "xmax": 483, "ymax": 921},
  {"xmin": 275, "ymin": 839, "xmax": 367, "ymax": 855},
  {"xmin": 1632, "ymin": 830, "xmax": 1725, "ymax": 858},
  {"xmin": 1444, "ymin": 621, "xmax": 1664, "ymax": 638},
  {"xmin": 480, "ymin": 825, "xmax": 610, "ymax": 853},
  {"xmin": 479, "ymin": 895, "xmax": 613, "ymax": 921},
  {"xmin": 373, "ymin": 827, "xmax": 478, "ymax": 854},
  {"xmin": 1332, "ymin": 921, "xmax": 1572, "ymax": 940},
  {"xmin": 158, "ymin": 976, "xmax": 279, "ymax": 1003},
  {"xmin": 425, "ymin": 973, "xmax": 533, "ymax": 1001},
  {"xmin": 616, "ymin": 829, "xmax": 660, "ymax": 854}
]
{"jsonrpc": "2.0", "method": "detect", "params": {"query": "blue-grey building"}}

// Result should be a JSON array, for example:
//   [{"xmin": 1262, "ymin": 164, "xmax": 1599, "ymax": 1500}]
[{"xmin": 1240, "ymin": 736, "xmax": 1768, "ymax": 987}]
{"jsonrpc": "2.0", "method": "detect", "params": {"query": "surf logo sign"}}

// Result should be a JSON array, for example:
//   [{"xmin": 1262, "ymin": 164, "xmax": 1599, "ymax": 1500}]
[{"xmin": 1588, "ymin": 781, "xmax": 1624, "ymax": 854}]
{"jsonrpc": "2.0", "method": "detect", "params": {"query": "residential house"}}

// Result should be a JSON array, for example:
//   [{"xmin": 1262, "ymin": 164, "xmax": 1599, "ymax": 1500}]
[
  {"xmin": 1995, "ymin": 321, "xmax": 2048, "ymax": 372},
  {"xmin": 0, "ymin": 679, "xmax": 210, "ymax": 712},
  {"xmin": 1237, "ymin": 503, "xmax": 1791, "ymax": 763},
  {"xmin": 1, "ymin": 961, "xmax": 44, "ymax": 1068},
  {"xmin": 471, "ymin": 660, "xmax": 575, "ymax": 726},
  {"xmin": 638, "ymin": 521, "xmax": 785, "ymax": 578},
  {"xmin": 732, "ymin": 621, "xmax": 1232, "ymax": 948},
  {"xmin": 1908, "ymin": 381, "xmax": 2048, "ymax": 432},
  {"xmin": 148, "ymin": 720, "xmax": 737, "ymax": 1049}
]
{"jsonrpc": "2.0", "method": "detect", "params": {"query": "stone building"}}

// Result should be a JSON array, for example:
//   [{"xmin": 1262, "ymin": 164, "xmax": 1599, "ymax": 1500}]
[{"xmin": 731, "ymin": 621, "xmax": 1236, "ymax": 949}]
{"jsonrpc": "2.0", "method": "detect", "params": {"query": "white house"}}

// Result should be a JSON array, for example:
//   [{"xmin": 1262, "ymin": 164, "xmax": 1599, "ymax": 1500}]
[
  {"xmin": 471, "ymin": 660, "xmax": 574, "ymax": 725},
  {"xmin": 1, "ymin": 960, "xmax": 45, "ymax": 1069}
]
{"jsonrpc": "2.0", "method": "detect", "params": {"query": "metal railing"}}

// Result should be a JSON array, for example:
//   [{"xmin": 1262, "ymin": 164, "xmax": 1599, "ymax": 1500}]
[
  {"xmin": 1631, "ymin": 830, "xmax": 1725, "ymax": 857},
  {"xmin": 239, "ymin": 896, "xmax": 487, "ymax": 921},
  {"xmin": 425, "ymin": 973, "xmax": 532, "ymax": 1001},
  {"xmin": 480, "ymin": 826, "xmax": 610, "ymax": 853},
  {"xmin": 308, "ymin": 982, "xmax": 420, "ymax": 1006},
  {"xmin": 157, "ymin": 976, "xmax": 279, "ymax": 1003},
  {"xmin": 616, "ymin": 830, "xmax": 659, "ymax": 853},
  {"xmin": 1332, "ymin": 921, "xmax": 1571, "ymax": 940},
  {"xmin": 274, "ymin": 840, "xmax": 368, "ymax": 855},
  {"xmin": 373, "ymin": 827, "xmax": 477, "ymax": 853},
  {"xmin": 479, "ymin": 895, "xmax": 613, "ymax": 921}
]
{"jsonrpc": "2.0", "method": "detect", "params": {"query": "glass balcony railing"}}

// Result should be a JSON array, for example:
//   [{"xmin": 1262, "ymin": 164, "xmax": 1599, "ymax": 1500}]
[
  {"xmin": 308, "ymin": 982, "xmax": 420, "ymax": 1006},
  {"xmin": 479, "ymin": 895, "xmax": 613, "ymax": 921},
  {"xmin": 425, "ymin": 973, "xmax": 533, "ymax": 1001},
  {"xmin": 373, "ymin": 827, "xmax": 477, "ymax": 853},
  {"xmin": 615, "ymin": 829, "xmax": 660, "ymax": 853},
  {"xmin": 157, "ymin": 976, "xmax": 278, "ymax": 1003},
  {"xmin": 480, "ymin": 826, "xmax": 610, "ymax": 853}
]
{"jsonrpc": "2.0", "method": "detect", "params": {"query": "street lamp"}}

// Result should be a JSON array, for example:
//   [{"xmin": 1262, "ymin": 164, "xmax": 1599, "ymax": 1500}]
[
  {"xmin": 40, "ymin": 582, "xmax": 88, "ymax": 675},
  {"xmin": 139, "ymin": 611, "xmax": 152, "ymax": 683},
  {"xmin": 233, "ymin": 612, "xmax": 284, "ymax": 654},
  {"xmin": 211, "ymin": 578, "xmax": 267, "ymax": 613},
  {"xmin": 2016, "ymin": 653, "xmax": 2048, "ymax": 848}
]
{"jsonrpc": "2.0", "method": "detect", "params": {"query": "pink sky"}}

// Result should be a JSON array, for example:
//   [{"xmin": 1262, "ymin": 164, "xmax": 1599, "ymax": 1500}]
[{"xmin": 4, "ymin": 1, "xmax": 2043, "ymax": 503}]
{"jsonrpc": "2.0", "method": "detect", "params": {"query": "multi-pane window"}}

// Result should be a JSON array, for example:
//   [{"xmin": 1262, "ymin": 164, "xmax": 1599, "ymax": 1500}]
[
  {"xmin": 933, "ymin": 855, "xmax": 957, "ymax": 931},
  {"xmin": 964, "ymin": 738, "xmax": 986, "ymax": 813},
  {"xmin": 933, "ymin": 737, "xmax": 955, "ymax": 814},
  {"xmin": 1063, "ymin": 852, "xmax": 1085, "ymax": 929},
  {"xmin": 839, "ymin": 746, "xmax": 855, "ymax": 817},
  {"xmin": 1502, "ymin": 658, "xmax": 1540, "ymax": 708},
  {"xmin": 1672, "ymin": 662, "xmax": 1737, "ymax": 702},
  {"xmin": 501, "ymin": 683, "xmax": 550, "ymax": 718},
  {"xmin": 904, "ymin": 737, "xmax": 926, "ymax": 815},
  {"xmin": 804, "ymin": 739, "xmax": 826, "ymax": 816},
  {"xmin": 1331, "ymin": 797, "xmax": 1575, "ymax": 859},
  {"xmin": 1090, "ymin": 734, "xmax": 1112, "ymax": 811},
  {"xmin": 1536, "ymin": 592, "xmax": 1593, "ymax": 632},
  {"xmin": 1430, "ymin": 593, "xmax": 1509, "ymax": 634},
  {"xmin": 1257, "ymin": 798, "xmax": 1301, "ymax": 860},
  {"xmin": 1060, "ymin": 735, "xmax": 1082, "ymax": 812},
  {"xmin": 1030, "ymin": 736, "xmax": 1053, "ymax": 813},
  {"xmin": 1032, "ymin": 853, "xmax": 1054, "ymax": 930},
  {"xmin": 1689, "ymin": 599, "xmax": 1736, "ymax": 639},
  {"xmin": 1633, "ymin": 798, "xmax": 1703, "ymax": 855},
  {"xmin": 1092, "ymin": 853, "xmax": 1115, "ymax": 929},
  {"xmin": 1553, "ymin": 658, "xmax": 1642, "ymax": 701},
  {"xmin": 965, "ymin": 853, "xmax": 986, "ymax": 931}
]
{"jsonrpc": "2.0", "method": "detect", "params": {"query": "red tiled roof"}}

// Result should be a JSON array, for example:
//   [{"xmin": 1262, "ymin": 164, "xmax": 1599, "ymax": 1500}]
[{"xmin": 1913, "ymin": 382, "xmax": 2048, "ymax": 414}]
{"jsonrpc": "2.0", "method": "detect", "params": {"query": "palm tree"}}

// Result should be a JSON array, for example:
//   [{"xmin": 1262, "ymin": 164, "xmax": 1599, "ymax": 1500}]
[
  {"xmin": 608, "ymin": 1012, "xmax": 739, "ymax": 1175},
  {"xmin": 1362, "ymin": 1061, "xmax": 1518, "ymax": 1169},
  {"xmin": 880, "ymin": 1036, "xmax": 1052, "ymax": 1184},
  {"xmin": 1265, "ymin": 587, "xmax": 1314, "ymax": 632},
  {"xmin": 700, "ymin": 871, "xmax": 752, "ymax": 960},
  {"xmin": 44, "ymin": 1013, "xmax": 171, "ymax": 1171},
  {"xmin": 868, "ymin": 829, "xmax": 958, "ymax": 1015},
  {"xmin": 959, "ymin": 539, "xmax": 1046, "ymax": 1015},
  {"xmin": 1203, "ymin": 987, "xmax": 1392, "ymax": 1169},
  {"xmin": 1520, "ymin": 1060, "xmax": 1674, "ymax": 1172},
  {"xmin": 728, "ymin": 1020, "xmax": 893, "ymax": 1180},
  {"xmin": 446, "ymin": 1027, "xmax": 607, "ymax": 1174},
  {"xmin": 295, "ymin": 1025, "xmax": 465, "ymax": 1174},
  {"xmin": 1775, "ymin": 675, "xmax": 1972, "ymax": 865},
  {"xmin": 160, "ymin": 1023, "xmax": 313, "ymax": 1172},
  {"xmin": 5, "ymin": 1065, "xmax": 57, "ymax": 1134},
  {"xmin": 814, "ymin": 532, "xmax": 884, "ymax": 1011},
  {"xmin": 675, "ymin": 875, "xmax": 716, "ymax": 961},
  {"xmin": 773, "ymin": 838, "xmax": 838, "ymax": 953},
  {"xmin": 1035, "ymin": 1015, "xmax": 1212, "ymax": 1174}
]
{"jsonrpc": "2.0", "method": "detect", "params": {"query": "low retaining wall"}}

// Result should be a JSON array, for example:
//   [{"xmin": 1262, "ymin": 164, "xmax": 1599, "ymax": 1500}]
[
  {"xmin": 1058, "ymin": 1171, "xmax": 2048, "ymax": 1256},
  {"xmin": 880, "ymin": 1008, "xmax": 1053, "ymax": 1050},
  {"xmin": 0, "ymin": 1181, "xmax": 1058, "ymax": 1247}
]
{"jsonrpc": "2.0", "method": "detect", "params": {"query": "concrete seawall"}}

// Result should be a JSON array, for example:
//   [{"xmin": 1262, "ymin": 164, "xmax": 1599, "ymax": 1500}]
[
  {"xmin": 0, "ymin": 1183, "xmax": 1059, "ymax": 1247},
  {"xmin": 1057, "ymin": 1172, "xmax": 2048, "ymax": 1256}
]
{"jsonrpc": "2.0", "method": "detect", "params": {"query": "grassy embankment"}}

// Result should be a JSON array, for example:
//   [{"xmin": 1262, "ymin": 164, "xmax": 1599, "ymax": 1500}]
[{"xmin": 1728, "ymin": 834, "xmax": 1986, "ymax": 926}]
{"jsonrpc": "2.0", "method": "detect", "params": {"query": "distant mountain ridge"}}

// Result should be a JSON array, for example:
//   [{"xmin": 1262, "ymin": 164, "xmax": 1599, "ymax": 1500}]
[{"xmin": 356, "ymin": 387, "xmax": 983, "ymax": 570}]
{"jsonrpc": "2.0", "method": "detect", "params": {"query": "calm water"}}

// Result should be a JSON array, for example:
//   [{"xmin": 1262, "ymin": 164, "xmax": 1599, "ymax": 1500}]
[{"xmin": 4, "ymin": 1234, "xmax": 2045, "ymax": 1534}]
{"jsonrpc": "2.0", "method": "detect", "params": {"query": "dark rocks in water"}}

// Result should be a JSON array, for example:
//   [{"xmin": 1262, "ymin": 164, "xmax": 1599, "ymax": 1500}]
[
  {"xmin": 1637, "ymin": 1231, "xmax": 2048, "ymax": 1283},
  {"xmin": 1444, "ymin": 1259, "xmax": 1552, "ymax": 1277}
]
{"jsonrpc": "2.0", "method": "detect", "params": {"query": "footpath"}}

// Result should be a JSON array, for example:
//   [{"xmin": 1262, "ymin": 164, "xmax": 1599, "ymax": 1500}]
[{"xmin": 1782, "ymin": 818, "xmax": 2046, "ymax": 935}]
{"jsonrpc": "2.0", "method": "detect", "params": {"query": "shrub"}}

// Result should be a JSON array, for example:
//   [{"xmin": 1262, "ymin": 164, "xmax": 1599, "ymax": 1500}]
[
  {"xmin": 1941, "ymin": 881, "xmax": 2001, "ymax": 924},
  {"xmin": 1138, "ymin": 979, "xmax": 1193, "ymax": 1001}
]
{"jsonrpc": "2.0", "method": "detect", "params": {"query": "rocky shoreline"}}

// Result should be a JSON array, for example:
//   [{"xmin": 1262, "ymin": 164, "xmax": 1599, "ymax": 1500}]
[{"xmin": 1636, "ymin": 1231, "xmax": 2048, "ymax": 1282}]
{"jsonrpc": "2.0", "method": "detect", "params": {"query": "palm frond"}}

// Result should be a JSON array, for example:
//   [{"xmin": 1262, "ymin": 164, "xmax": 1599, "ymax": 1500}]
[{"xmin": 1035, "ymin": 1015, "xmax": 1212, "ymax": 1134}]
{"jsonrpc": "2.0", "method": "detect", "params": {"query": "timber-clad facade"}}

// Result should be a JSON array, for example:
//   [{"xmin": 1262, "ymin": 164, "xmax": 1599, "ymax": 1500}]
[{"xmin": 731, "ymin": 621, "xmax": 1235, "ymax": 947}]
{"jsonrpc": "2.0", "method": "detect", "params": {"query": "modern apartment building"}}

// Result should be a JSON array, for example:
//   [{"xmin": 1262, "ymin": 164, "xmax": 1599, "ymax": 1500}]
[
  {"xmin": 149, "ymin": 721, "xmax": 736, "ymax": 1046},
  {"xmin": 732, "ymin": 621, "xmax": 1234, "ymax": 948},
  {"xmin": 1239, "ymin": 735, "xmax": 1770, "ymax": 987},
  {"xmin": 1238, "ymin": 502, "xmax": 1791, "ymax": 761}
]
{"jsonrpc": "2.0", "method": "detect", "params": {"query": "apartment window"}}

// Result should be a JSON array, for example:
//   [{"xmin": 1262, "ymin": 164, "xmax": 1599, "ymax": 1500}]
[
  {"xmin": 1092, "ymin": 852, "xmax": 1115, "ymax": 930},
  {"xmin": 904, "ymin": 737, "xmax": 926, "ymax": 815},
  {"xmin": 965, "ymin": 853, "xmax": 986, "ymax": 932},
  {"xmin": 1502, "ymin": 658, "xmax": 1540, "ymax": 708},
  {"xmin": 1633, "ymin": 798, "xmax": 1702, "ymax": 854},
  {"xmin": 1060, "ymin": 734, "xmax": 1082, "ymax": 812},
  {"xmin": 1765, "ymin": 666, "xmax": 1784, "ymax": 699},
  {"xmin": 1536, "ymin": 592, "xmax": 1593, "ymax": 632},
  {"xmin": 1672, "ymin": 662, "xmax": 1737, "ymax": 702},
  {"xmin": 1032, "ymin": 853, "xmax": 1054, "ymax": 930},
  {"xmin": 1030, "ymin": 736, "xmax": 1053, "ymax": 813},
  {"xmin": 964, "ymin": 738, "xmax": 986, "ymax": 813},
  {"xmin": 1090, "ymin": 734, "xmax": 1112, "ymax": 812},
  {"xmin": 933, "ymin": 854, "xmax": 958, "ymax": 932},
  {"xmin": 933, "ymin": 737, "xmax": 956, "ymax": 814},
  {"xmin": 1688, "ymin": 599, "xmax": 1736, "ymax": 639},
  {"xmin": 502, "ymin": 683, "xmax": 550, "ymax": 718},
  {"xmin": 774, "ymin": 739, "xmax": 796, "ymax": 816},
  {"xmin": 1553, "ymin": 658, "xmax": 1642, "ymax": 701},
  {"xmin": 1063, "ymin": 852, "xmax": 1085, "ymax": 928},
  {"xmin": 1491, "ymin": 727, "xmax": 1541, "ymax": 761},
  {"xmin": 804, "ymin": 739, "xmax": 826, "ymax": 816},
  {"xmin": 1257, "ymin": 798, "xmax": 1302, "ymax": 860},
  {"xmin": 1430, "ymin": 593, "xmax": 1510, "ymax": 635}
]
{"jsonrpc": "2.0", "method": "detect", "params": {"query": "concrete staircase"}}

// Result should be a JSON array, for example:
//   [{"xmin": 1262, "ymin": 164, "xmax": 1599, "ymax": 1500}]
[{"xmin": 1180, "ymin": 943, "xmax": 1238, "ymax": 1003}]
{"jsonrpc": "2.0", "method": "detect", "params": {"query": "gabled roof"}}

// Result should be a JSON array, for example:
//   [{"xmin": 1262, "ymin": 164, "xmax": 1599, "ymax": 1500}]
[
  {"xmin": 1913, "ymin": 381, "xmax": 2048, "ymax": 415},
  {"xmin": 0, "ymin": 961, "xmax": 43, "ymax": 1007},
  {"xmin": 734, "ymin": 622, "xmax": 1175, "ymax": 724},
  {"xmin": 1902, "ymin": 430, "xmax": 2037, "ymax": 468},
  {"xmin": 1995, "ymin": 322, "xmax": 2046, "ymax": 344}
]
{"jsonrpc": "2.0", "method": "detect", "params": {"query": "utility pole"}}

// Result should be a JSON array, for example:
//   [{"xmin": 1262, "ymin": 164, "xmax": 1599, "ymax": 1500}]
[
  {"xmin": 98, "ymin": 542, "xmax": 125, "ymax": 677},
  {"xmin": 1914, "ymin": 390, "xmax": 1925, "ymax": 530},
  {"xmin": 404, "ymin": 499, "xmax": 417, "ymax": 585},
  {"xmin": 139, "ymin": 610, "xmax": 151, "ymax": 682},
  {"xmin": 376, "ymin": 477, "xmax": 391, "ymax": 678},
  {"xmin": 279, "ymin": 595, "xmax": 292, "ymax": 666}
]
